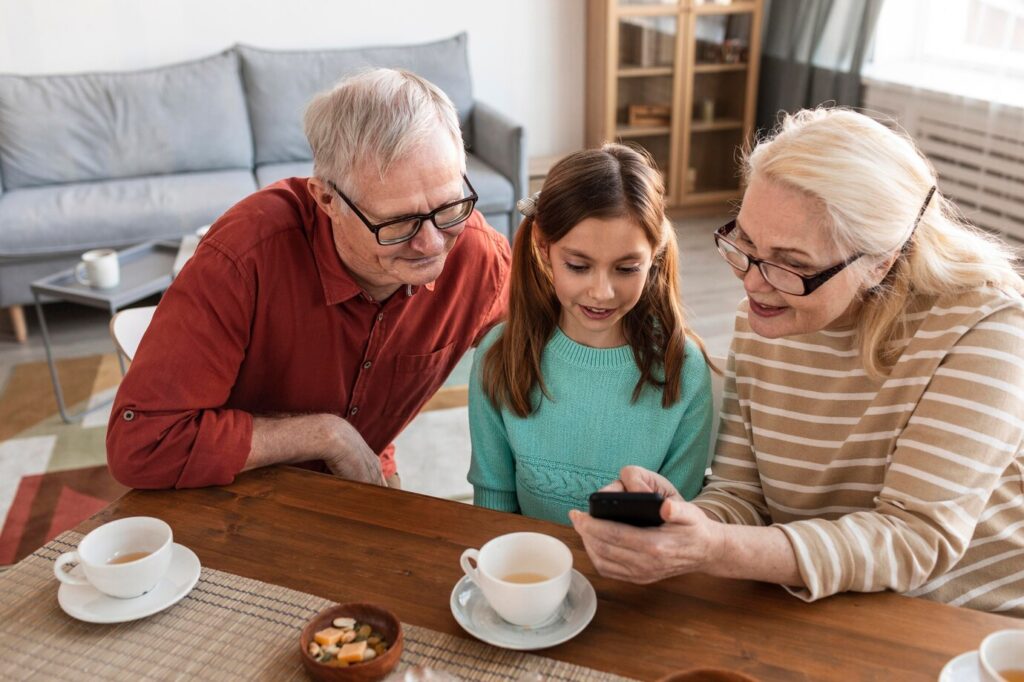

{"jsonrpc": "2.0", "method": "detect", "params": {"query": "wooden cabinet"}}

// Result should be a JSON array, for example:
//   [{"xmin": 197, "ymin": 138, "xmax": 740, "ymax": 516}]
[{"xmin": 586, "ymin": 0, "xmax": 763, "ymax": 207}]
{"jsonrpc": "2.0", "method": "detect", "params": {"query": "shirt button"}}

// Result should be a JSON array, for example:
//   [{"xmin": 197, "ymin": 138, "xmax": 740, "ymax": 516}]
[
  {"xmin": 377, "ymin": 313, "xmax": 384, "ymax": 321},
  {"xmin": 349, "ymin": 406, "xmax": 359, "ymax": 416},
  {"xmin": 363, "ymin": 361, "xmax": 372, "ymax": 369},
  {"xmin": 122, "ymin": 410, "xmax": 135, "ymax": 422}
]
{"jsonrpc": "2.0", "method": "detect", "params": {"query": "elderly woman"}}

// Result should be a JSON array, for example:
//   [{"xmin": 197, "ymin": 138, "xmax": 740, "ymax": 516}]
[{"xmin": 570, "ymin": 108, "xmax": 1024, "ymax": 617}]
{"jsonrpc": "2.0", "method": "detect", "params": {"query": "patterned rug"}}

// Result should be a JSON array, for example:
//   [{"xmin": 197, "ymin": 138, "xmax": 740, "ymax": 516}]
[
  {"xmin": 0, "ymin": 354, "xmax": 126, "ymax": 566},
  {"xmin": 0, "ymin": 352, "xmax": 475, "ymax": 566}
]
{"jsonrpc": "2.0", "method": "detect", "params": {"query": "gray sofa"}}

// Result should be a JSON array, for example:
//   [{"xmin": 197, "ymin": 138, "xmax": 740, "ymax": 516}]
[{"xmin": 0, "ymin": 33, "xmax": 526, "ymax": 326}]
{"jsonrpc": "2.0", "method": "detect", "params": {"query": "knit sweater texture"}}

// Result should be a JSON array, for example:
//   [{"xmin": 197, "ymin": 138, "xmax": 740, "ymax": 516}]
[{"xmin": 469, "ymin": 324, "xmax": 713, "ymax": 525}]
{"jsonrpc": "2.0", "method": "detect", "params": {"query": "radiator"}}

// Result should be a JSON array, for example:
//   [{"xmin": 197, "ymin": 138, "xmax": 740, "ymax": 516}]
[{"xmin": 863, "ymin": 78, "xmax": 1024, "ymax": 242}]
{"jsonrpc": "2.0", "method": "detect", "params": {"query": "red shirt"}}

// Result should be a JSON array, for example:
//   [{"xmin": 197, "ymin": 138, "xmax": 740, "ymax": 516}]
[{"xmin": 106, "ymin": 178, "xmax": 510, "ymax": 489}]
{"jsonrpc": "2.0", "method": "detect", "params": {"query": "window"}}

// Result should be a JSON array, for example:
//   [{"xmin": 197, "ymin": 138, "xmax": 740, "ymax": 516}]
[{"xmin": 866, "ymin": 0, "xmax": 1024, "ymax": 107}]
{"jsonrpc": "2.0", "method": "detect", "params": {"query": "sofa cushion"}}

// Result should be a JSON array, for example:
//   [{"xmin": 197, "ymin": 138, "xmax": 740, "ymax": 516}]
[
  {"xmin": 238, "ymin": 34, "xmax": 474, "ymax": 166},
  {"xmin": 0, "ymin": 170, "xmax": 256, "ymax": 258},
  {"xmin": 466, "ymin": 155, "xmax": 514, "ymax": 215},
  {"xmin": 0, "ymin": 51, "xmax": 253, "ymax": 190},
  {"xmin": 255, "ymin": 161, "xmax": 312, "ymax": 189}
]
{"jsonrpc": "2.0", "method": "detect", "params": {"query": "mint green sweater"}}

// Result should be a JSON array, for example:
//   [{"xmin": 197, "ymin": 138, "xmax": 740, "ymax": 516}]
[{"xmin": 468, "ymin": 324, "xmax": 713, "ymax": 525}]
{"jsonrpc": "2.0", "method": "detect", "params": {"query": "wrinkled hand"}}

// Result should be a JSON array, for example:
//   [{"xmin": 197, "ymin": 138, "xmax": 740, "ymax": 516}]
[
  {"xmin": 598, "ymin": 465, "xmax": 683, "ymax": 500},
  {"xmin": 322, "ymin": 416, "xmax": 386, "ymax": 486},
  {"xmin": 570, "ymin": 466, "xmax": 722, "ymax": 584}
]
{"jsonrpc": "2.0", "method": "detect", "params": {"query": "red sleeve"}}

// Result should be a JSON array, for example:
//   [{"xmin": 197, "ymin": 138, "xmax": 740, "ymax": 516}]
[
  {"xmin": 106, "ymin": 240, "xmax": 255, "ymax": 489},
  {"xmin": 473, "ymin": 224, "xmax": 511, "ymax": 346}
]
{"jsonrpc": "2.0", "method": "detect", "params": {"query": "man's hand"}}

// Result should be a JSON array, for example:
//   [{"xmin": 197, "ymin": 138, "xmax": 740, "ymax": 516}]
[
  {"xmin": 247, "ymin": 414, "xmax": 386, "ymax": 486},
  {"xmin": 321, "ymin": 416, "xmax": 386, "ymax": 485}
]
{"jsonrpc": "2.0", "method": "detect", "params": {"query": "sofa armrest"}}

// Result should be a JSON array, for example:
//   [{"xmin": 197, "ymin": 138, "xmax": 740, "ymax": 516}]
[{"xmin": 470, "ymin": 101, "xmax": 527, "ymax": 221}]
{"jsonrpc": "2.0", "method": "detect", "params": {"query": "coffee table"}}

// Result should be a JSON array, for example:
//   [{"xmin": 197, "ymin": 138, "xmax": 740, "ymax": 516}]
[{"xmin": 29, "ymin": 241, "xmax": 180, "ymax": 423}]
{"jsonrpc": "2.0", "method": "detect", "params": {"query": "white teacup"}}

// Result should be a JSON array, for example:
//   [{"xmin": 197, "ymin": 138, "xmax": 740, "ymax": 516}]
[
  {"xmin": 74, "ymin": 248, "xmax": 120, "ymax": 289},
  {"xmin": 980, "ymin": 629, "xmax": 1024, "ymax": 682},
  {"xmin": 460, "ymin": 532, "xmax": 572, "ymax": 626},
  {"xmin": 54, "ymin": 517, "xmax": 173, "ymax": 599}
]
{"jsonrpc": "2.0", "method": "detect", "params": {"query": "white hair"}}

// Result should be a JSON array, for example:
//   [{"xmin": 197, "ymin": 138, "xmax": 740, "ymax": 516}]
[
  {"xmin": 304, "ymin": 68, "xmax": 465, "ymax": 195},
  {"xmin": 744, "ymin": 107, "xmax": 1023, "ymax": 377}
]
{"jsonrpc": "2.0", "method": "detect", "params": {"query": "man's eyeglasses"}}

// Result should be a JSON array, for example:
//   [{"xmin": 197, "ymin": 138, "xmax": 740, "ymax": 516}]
[
  {"xmin": 713, "ymin": 221, "xmax": 863, "ymax": 297},
  {"xmin": 329, "ymin": 175, "xmax": 478, "ymax": 246}
]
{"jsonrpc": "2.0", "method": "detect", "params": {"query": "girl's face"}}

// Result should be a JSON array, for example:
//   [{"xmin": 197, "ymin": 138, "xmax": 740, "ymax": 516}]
[{"xmin": 541, "ymin": 216, "xmax": 654, "ymax": 348}]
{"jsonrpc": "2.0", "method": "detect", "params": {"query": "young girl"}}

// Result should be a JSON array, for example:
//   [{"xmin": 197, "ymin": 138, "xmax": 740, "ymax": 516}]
[{"xmin": 468, "ymin": 143, "xmax": 714, "ymax": 525}]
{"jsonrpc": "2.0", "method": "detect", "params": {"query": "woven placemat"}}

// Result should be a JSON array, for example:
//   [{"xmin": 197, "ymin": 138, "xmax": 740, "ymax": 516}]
[{"xmin": 0, "ymin": 532, "xmax": 634, "ymax": 681}]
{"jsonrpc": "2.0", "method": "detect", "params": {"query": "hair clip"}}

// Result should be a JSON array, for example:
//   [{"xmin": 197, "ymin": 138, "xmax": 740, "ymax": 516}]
[{"xmin": 516, "ymin": 192, "xmax": 541, "ymax": 218}]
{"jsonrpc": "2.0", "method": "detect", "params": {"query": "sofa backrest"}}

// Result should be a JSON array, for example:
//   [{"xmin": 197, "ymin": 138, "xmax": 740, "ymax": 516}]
[
  {"xmin": 237, "ymin": 33, "xmax": 474, "ymax": 167},
  {"xmin": 0, "ymin": 50, "xmax": 253, "ymax": 190}
]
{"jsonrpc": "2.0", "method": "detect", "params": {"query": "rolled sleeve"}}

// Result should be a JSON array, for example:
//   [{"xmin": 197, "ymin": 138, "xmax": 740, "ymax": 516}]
[{"xmin": 106, "ymin": 241, "xmax": 256, "ymax": 489}]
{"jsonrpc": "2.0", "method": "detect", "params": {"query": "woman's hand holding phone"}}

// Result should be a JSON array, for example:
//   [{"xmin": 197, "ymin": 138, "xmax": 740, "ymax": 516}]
[{"xmin": 570, "ymin": 465, "xmax": 725, "ymax": 584}]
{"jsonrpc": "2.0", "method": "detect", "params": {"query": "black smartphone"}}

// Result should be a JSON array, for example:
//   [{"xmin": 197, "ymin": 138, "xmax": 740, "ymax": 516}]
[{"xmin": 588, "ymin": 492, "xmax": 665, "ymax": 527}]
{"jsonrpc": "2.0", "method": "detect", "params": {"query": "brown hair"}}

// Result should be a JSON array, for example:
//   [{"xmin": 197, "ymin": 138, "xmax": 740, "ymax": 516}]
[{"xmin": 482, "ymin": 143, "xmax": 710, "ymax": 417}]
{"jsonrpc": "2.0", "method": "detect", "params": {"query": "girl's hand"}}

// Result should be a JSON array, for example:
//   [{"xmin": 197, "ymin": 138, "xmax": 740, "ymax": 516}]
[{"xmin": 570, "ymin": 485, "xmax": 724, "ymax": 584}]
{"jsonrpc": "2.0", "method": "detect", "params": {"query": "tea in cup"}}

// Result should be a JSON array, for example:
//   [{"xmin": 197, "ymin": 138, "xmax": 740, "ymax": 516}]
[
  {"xmin": 54, "ymin": 516, "xmax": 173, "ymax": 598},
  {"xmin": 460, "ymin": 532, "xmax": 572, "ymax": 626},
  {"xmin": 74, "ymin": 248, "xmax": 120, "ymax": 289},
  {"xmin": 979, "ymin": 629, "xmax": 1024, "ymax": 682}
]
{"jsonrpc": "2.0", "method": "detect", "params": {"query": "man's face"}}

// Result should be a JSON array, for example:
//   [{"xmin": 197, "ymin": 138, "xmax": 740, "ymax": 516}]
[{"xmin": 322, "ymin": 129, "xmax": 468, "ymax": 300}]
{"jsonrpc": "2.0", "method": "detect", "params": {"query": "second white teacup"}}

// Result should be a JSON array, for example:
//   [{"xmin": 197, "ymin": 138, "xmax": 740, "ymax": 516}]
[
  {"xmin": 54, "ymin": 516, "xmax": 173, "ymax": 599},
  {"xmin": 75, "ymin": 248, "xmax": 120, "ymax": 289},
  {"xmin": 980, "ymin": 629, "xmax": 1024, "ymax": 682},
  {"xmin": 460, "ymin": 532, "xmax": 572, "ymax": 626}
]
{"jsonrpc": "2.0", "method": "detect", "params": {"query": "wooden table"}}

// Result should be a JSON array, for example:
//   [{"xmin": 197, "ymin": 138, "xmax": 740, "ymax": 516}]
[{"xmin": 77, "ymin": 467, "xmax": 1021, "ymax": 681}]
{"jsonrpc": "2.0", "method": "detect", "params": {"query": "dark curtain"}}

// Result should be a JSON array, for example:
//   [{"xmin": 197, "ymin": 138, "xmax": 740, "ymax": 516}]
[{"xmin": 757, "ymin": 0, "xmax": 885, "ymax": 132}]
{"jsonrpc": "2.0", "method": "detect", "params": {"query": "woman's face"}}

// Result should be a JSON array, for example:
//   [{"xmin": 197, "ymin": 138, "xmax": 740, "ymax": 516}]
[{"xmin": 732, "ymin": 176, "xmax": 870, "ymax": 338}]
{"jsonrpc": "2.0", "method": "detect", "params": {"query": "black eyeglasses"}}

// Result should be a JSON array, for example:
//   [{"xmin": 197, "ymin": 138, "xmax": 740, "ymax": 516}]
[
  {"xmin": 329, "ymin": 175, "xmax": 478, "ymax": 246},
  {"xmin": 714, "ymin": 186, "xmax": 936, "ymax": 297},
  {"xmin": 714, "ymin": 221, "xmax": 864, "ymax": 296}
]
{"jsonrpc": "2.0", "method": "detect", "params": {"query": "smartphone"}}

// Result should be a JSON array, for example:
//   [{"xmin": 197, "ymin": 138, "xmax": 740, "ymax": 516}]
[{"xmin": 588, "ymin": 492, "xmax": 665, "ymax": 527}]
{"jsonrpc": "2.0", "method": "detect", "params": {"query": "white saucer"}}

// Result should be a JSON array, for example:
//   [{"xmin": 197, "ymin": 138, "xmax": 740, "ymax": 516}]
[
  {"xmin": 57, "ymin": 543, "xmax": 201, "ymax": 624},
  {"xmin": 940, "ymin": 650, "xmax": 979, "ymax": 682},
  {"xmin": 449, "ymin": 569, "xmax": 597, "ymax": 650}
]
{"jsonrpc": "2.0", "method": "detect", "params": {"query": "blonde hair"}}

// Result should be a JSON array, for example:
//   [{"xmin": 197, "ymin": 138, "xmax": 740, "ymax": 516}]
[
  {"xmin": 745, "ymin": 108, "xmax": 1023, "ymax": 378},
  {"xmin": 303, "ymin": 68, "xmax": 465, "ymax": 193}
]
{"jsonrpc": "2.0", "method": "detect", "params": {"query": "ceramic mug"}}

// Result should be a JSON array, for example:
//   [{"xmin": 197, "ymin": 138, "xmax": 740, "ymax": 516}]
[
  {"xmin": 979, "ymin": 629, "xmax": 1024, "ymax": 682},
  {"xmin": 460, "ymin": 532, "xmax": 572, "ymax": 626},
  {"xmin": 74, "ymin": 248, "xmax": 120, "ymax": 289},
  {"xmin": 54, "ymin": 516, "xmax": 173, "ymax": 598}
]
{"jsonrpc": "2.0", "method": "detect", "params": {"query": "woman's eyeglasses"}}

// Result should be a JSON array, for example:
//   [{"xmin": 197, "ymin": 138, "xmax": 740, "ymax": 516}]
[{"xmin": 713, "ymin": 221, "xmax": 862, "ymax": 296}]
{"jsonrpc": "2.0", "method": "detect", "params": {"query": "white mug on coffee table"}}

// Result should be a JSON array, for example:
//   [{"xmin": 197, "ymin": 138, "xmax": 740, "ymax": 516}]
[
  {"xmin": 54, "ymin": 516, "xmax": 173, "ymax": 599},
  {"xmin": 460, "ymin": 532, "xmax": 573, "ymax": 626},
  {"xmin": 75, "ymin": 248, "xmax": 120, "ymax": 289},
  {"xmin": 979, "ymin": 629, "xmax": 1024, "ymax": 682}
]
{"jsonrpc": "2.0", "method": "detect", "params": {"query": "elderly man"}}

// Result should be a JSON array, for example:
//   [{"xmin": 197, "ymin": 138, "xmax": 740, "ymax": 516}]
[{"xmin": 106, "ymin": 68, "xmax": 511, "ymax": 489}]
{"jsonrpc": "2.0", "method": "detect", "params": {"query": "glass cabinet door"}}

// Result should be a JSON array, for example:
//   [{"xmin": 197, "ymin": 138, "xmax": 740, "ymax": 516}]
[
  {"xmin": 615, "ymin": 14, "xmax": 679, "ymax": 189},
  {"xmin": 685, "ymin": 8, "xmax": 755, "ymax": 196}
]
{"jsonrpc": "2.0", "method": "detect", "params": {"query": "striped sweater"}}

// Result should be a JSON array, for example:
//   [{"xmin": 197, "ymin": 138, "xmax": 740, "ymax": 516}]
[{"xmin": 694, "ymin": 287, "xmax": 1024, "ymax": 617}]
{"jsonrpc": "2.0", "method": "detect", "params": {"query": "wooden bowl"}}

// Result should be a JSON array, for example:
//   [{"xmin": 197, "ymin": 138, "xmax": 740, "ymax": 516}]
[{"xmin": 299, "ymin": 603, "xmax": 404, "ymax": 682}]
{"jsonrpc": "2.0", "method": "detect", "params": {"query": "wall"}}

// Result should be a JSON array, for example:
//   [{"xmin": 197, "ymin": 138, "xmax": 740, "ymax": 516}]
[{"xmin": 0, "ymin": 0, "xmax": 585, "ymax": 159}]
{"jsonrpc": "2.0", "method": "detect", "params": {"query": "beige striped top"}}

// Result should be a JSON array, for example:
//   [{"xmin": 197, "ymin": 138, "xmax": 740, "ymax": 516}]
[{"xmin": 694, "ymin": 287, "xmax": 1024, "ymax": 617}]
